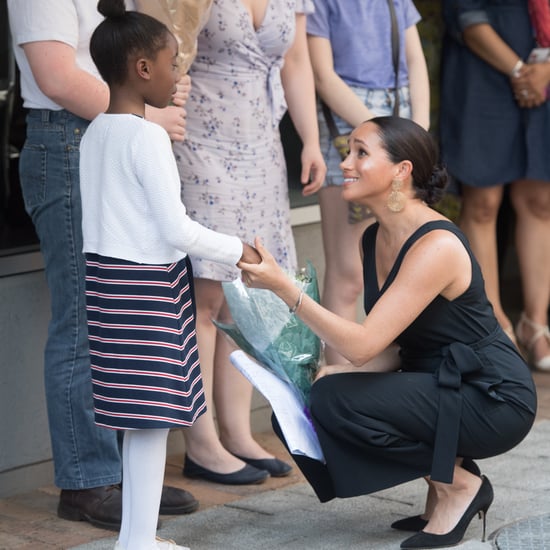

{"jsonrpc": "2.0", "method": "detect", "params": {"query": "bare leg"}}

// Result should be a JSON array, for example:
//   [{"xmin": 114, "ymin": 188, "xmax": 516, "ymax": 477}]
[
  {"xmin": 419, "ymin": 479, "xmax": 437, "ymax": 520},
  {"xmin": 319, "ymin": 186, "xmax": 374, "ymax": 364},
  {"xmin": 417, "ymin": 458, "xmax": 477, "ymax": 522},
  {"xmin": 423, "ymin": 466, "xmax": 482, "ymax": 535},
  {"xmin": 459, "ymin": 184, "xmax": 513, "ymax": 333},
  {"xmin": 182, "ymin": 278, "xmax": 245, "ymax": 473},
  {"xmin": 215, "ymin": 299, "xmax": 274, "ymax": 460},
  {"xmin": 511, "ymin": 179, "xmax": 550, "ymax": 363}
]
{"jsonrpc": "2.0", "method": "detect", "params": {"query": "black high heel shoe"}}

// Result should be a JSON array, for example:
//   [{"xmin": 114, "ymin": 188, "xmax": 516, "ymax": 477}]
[
  {"xmin": 391, "ymin": 515, "xmax": 428, "ymax": 533},
  {"xmin": 391, "ymin": 459, "xmax": 481, "ymax": 533},
  {"xmin": 400, "ymin": 475, "xmax": 494, "ymax": 549}
]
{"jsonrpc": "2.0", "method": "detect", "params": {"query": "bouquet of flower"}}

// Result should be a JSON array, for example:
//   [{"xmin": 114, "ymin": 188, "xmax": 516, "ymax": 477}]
[{"xmin": 214, "ymin": 262, "xmax": 321, "ymax": 406}]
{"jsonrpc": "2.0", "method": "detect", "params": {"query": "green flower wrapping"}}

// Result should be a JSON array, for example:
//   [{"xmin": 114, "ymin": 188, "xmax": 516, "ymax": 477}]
[{"xmin": 214, "ymin": 262, "xmax": 321, "ymax": 406}]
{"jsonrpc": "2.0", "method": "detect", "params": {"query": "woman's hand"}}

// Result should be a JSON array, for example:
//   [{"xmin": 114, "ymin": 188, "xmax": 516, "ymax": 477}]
[
  {"xmin": 511, "ymin": 64, "xmax": 549, "ymax": 108},
  {"xmin": 145, "ymin": 75, "xmax": 191, "ymax": 142},
  {"xmin": 300, "ymin": 142, "xmax": 326, "ymax": 196},
  {"xmin": 315, "ymin": 364, "xmax": 357, "ymax": 380},
  {"xmin": 172, "ymin": 74, "xmax": 191, "ymax": 107},
  {"xmin": 146, "ymin": 104, "xmax": 187, "ymax": 141}
]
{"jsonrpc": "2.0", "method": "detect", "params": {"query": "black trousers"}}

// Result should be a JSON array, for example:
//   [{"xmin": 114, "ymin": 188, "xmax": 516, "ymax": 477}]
[{"xmin": 274, "ymin": 370, "xmax": 535, "ymax": 502}]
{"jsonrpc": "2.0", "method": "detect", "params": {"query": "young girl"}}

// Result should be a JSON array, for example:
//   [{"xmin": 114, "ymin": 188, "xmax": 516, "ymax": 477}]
[{"xmin": 81, "ymin": 1, "xmax": 264, "ymax": 549}]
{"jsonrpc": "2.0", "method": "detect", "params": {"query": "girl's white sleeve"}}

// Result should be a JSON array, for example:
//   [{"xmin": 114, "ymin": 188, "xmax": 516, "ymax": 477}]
[{"xmin": 135, "ymin": 124, "xmax": 243, "ymax": 266}]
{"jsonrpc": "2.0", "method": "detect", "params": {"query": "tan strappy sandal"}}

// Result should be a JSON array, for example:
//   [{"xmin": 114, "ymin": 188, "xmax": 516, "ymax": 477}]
[{"xmin": 515, "ymin": 312, "xmax": 550, "ymax": 371}]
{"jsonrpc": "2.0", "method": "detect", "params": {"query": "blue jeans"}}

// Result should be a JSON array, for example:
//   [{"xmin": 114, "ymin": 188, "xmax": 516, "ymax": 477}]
[{"xmin": 19, "ymin": 109, "xmax": 121, "ymax": 489}]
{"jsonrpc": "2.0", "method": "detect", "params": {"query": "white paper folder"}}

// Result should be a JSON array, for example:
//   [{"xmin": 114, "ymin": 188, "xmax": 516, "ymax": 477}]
[{"xmin": 230, "ymin": 350, "xmax": 325, "ymax": 462}]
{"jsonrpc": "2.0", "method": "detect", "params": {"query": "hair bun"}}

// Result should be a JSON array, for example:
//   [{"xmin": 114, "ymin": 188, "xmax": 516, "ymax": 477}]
[
  {"xmin": 424, "ymin": 163, "xmax": 449, "ymax": 206},
  {"xmin": 97, "ymin": 0, "xmax": 126, "ymax": 18}
]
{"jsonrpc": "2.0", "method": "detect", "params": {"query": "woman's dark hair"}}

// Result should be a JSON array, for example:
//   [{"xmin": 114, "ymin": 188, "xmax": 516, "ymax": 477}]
[
  {"xmin": 90, "ymin": 0, "xmax": 171, "ymax": 85},
  {"xmin": 370, "ymin": 116, "xmax": 448, "ymax": 206}
]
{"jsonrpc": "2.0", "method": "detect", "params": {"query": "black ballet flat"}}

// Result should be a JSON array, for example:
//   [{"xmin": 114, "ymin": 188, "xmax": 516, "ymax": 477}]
[
  {"xmin": 234, "ymin": 454, "xmax": 292, "ymax": 477},
  {"xmin": 391, "ymin": 458, "xmax": 481, "ymax": 533},
  {"xmin": 400, "ymin": 476, "xmax": 494, "ymax": 549},
  {"xmin": 182, "ymin": 455, "xmax": 269, "ymax": 485}
]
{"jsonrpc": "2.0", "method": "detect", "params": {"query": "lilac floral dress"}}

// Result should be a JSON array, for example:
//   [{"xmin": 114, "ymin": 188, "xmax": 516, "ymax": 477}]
[{"xmin": 174, "ymin": 0, "xmax": 314, "ymax": 281}]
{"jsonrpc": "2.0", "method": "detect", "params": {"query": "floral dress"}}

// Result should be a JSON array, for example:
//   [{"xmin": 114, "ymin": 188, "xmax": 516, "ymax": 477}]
[{"xmin": 174, "ymin": 0, "xmax": 313, "ymax": 281}]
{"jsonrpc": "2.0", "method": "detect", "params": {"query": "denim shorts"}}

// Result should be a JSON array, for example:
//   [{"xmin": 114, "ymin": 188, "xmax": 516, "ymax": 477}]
[{"xmin": 319, "ymin": 86, "xmax": 411, "ymax": 187}]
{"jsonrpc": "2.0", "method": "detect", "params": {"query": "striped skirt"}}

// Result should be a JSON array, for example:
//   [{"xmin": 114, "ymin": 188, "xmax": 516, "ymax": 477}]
[{"xmin": 85, "ymin": 253, "xmax": 206, "ymax": 430}]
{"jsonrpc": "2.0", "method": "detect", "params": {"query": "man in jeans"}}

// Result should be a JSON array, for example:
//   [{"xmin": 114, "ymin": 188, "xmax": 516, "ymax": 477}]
[{"xmin": 7, "ymin": 0, "xmax": 196, "ymax": 530}]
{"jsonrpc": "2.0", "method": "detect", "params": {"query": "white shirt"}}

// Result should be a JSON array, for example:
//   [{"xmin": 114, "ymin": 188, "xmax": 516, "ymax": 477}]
[
  {"xmin": 80, "ymin": 114, "xmax": 243, "ymax": 266},
  {"xmin": 7, "ymin": 0, "xmax": 134, "ymax": 110}
]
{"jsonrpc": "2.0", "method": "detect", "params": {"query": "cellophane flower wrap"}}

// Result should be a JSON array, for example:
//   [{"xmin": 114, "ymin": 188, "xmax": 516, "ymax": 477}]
[{"xmin": 214, "ymin": 262, "xmax": 321, "ymax": 406}]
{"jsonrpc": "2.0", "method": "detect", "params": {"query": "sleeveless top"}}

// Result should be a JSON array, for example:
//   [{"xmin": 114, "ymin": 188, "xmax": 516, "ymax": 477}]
[{"xmin": 362, "ymin": 220, "xmax": 536, "ymax": 481}]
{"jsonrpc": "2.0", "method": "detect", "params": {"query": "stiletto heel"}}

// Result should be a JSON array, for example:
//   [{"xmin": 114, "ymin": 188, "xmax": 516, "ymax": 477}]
[
  {"xmin": 391, "ymin": 458, "xmax": 481, "ymax": 533},
  {"xmin": 400, "ymin": 476, "xmax": 494, "ymax": 549}
]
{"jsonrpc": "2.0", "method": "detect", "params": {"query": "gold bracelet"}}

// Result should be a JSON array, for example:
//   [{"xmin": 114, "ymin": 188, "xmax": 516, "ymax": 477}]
[{"xmin": 289, "ymin": 289, "xmax": 304, "ymax": 314}]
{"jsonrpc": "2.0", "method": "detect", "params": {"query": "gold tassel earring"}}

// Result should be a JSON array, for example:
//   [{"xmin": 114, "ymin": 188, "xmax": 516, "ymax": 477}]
[{"xmin": 387, "ymin": 179, "xmax": 406, "ymax": 212}]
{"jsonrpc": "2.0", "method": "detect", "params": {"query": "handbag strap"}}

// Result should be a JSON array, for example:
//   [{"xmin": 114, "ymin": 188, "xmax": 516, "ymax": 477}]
[
  {"xmin": 386, "ymin": 0, "xmax": 400, "ymax": 116},
  {"xmin": 321, "ymin": 100, "xmax": 340, "ymax": 139},
  {"xmin": 321, "ymin": 0, "xmax": 401, "ymax": 132}
]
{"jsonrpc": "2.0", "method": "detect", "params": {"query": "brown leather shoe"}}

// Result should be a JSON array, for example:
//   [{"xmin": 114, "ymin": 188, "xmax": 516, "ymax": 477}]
[
  {"xmin": 57, "ymin": 485, "xmax": 122, "ymax": 531},
  {"xmin": 57, "ymin": 484, "xmax": 197, "ymax": 530},
  {"xmin": 159, "ymin": 485, "xmax": 199, "ymax": 515}
]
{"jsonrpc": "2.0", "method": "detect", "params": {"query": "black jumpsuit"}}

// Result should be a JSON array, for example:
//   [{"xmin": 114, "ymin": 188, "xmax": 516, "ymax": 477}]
[{"xmin": 278, "ymin": 221, "xmax": 537, "ymax": 502}]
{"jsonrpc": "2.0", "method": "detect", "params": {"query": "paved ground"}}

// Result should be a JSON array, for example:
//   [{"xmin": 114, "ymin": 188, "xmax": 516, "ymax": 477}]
[
  {"xmin": 1, "ymin": 372, "xmax": 548, "ymax": 550},
  {"xmin": 71, "ymin": 418, "xmax": 550, "ymax": 550}
]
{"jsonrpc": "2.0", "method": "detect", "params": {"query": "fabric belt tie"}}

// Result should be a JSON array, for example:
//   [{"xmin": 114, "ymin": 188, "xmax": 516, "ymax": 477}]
[
  {"xmin": 267, "ymin": 61, "xmax": 286, "ymax": 128},
  {"xmin": 430, "ymin": 326, "xmax": 500, "ymax": 482}
]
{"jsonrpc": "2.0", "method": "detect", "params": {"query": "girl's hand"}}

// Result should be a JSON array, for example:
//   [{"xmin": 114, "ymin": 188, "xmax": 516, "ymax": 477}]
[
  {"xmin": 239, "ymin": 242, "xmax": 261, "ymax": 265},
  {"xmin": 238, "ymin": 237, "xmax": 290, "ymax": 292}
]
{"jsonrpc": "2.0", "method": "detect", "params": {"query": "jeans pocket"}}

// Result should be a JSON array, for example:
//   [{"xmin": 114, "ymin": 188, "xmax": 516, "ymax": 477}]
[{"xmin": 19, "ymin": 143, "xmax": 47, "ymax": 214}]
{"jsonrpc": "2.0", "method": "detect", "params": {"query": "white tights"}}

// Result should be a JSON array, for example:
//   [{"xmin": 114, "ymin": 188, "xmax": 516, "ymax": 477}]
[{"xmin": 118, "ymin": 428, "xmax": 169, "ymax": 550}]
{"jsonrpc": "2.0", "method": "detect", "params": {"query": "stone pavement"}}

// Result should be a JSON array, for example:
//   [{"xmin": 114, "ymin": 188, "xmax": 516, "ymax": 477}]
[
  {"xmin": 70, "ymin": 419, "xmax": 550, "ymax": 550},
  {"xmin": 1, "ymin": 370, "xmax": 548, "ymax": 550}
]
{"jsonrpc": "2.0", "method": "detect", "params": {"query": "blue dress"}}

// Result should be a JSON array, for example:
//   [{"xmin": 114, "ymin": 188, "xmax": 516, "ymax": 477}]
[
  {"xmin": 440, "ymin": 0, "xmax": 550, "ymax": 187},
  {"xmin": 175, "ymin": 0, "xmax": 313, "ymax": 282}
]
